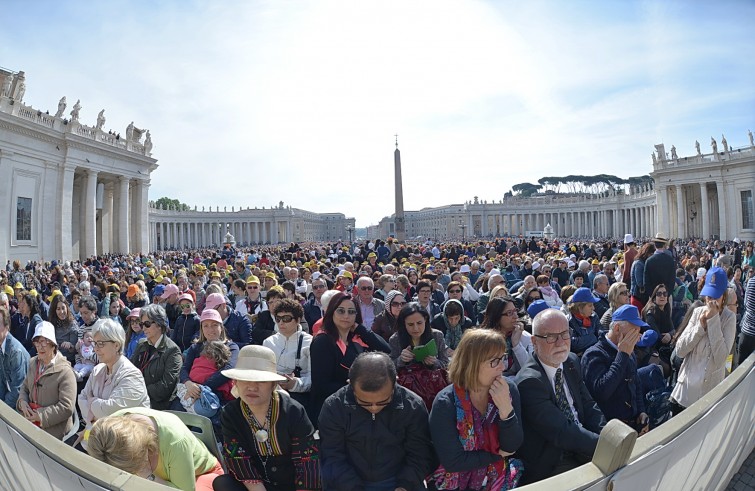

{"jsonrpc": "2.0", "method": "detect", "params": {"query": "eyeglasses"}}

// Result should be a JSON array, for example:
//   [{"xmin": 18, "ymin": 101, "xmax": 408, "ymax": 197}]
[
  {"xmin": 391, "ymin": 301, "xmax": 407, "ymax": 308},
  {"xmin": 140, "ymin": 321, "xmax": 156, "ymax": 328},
  {"xmin": 359, "ymin": 286, "xmax": 374, "ymax": 291},
  {"xmin": 32, "ymin": 339, "xmax": 53, "ymax": 347},
  {"xmin": 335, "ymin": 307, "xmax": 357, "ymax": 316},
  {"xmin": 313, "ymin": 284, "xmax": 327, "ymax": 290},
  {"xmin": 247, "ymin": 285, "xmax": 260, "ymax": 290},
  {"xmin": 655, "ymin": 291, "xmax": 668, "ymax": 297},
  {"xmin": 503, "ymin": 309, "xmax": 518, "ymax": 317},
  {"xmin": 180, "ymin": 303, "xmax": 192, "ymax": 309},
  {"xmin": 94, "ymin": 340, "xmax": 116, "ymax": 349},
  {"xmin": 533, "ymin": 330, "xmax": 571, "ymax": 344},
  {"xmin": 488, "ymin": 355, "xmax": 509, "ymax": 368},
  {"xmin": 448, "ymin": 289, "xmax": 462, "ymax": 294},
  {"xmin": 275, "ymin": 314, "xmax": 295, "ymax": 323},
  {"xmin": 618, "ymin": 290, "xmax": 628, "ymax": 295}
]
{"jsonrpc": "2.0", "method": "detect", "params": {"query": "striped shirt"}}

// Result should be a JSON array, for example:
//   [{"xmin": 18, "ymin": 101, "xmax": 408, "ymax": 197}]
[{"xmin": 742, "ymin": 276, "xmax": 755, "ymax": 337}]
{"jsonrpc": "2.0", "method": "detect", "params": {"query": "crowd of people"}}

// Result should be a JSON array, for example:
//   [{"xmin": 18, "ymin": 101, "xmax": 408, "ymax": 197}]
[{"xmin": 0, "ymin": 232, "xmax": 753, "ymax": 490}]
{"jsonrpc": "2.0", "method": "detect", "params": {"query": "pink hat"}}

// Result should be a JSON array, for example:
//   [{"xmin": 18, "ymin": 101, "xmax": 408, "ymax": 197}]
[
  {"xmin": 204, "ymin": 292, "xmax": 227, "ymax": 310},
  {"xmin": 126, "ymin": 307, "xmax": 141, "ymax": 320},
  {"xmin": 200, "ymin": 309, "xmax": 223, "ymax": 324},
  {"xmin": 160, "ymin": 284, "xmax": 180, "ymax": 298},
  {"xmin": 178, "ymin": 293, "xmax": 194, "ymax": 304}
]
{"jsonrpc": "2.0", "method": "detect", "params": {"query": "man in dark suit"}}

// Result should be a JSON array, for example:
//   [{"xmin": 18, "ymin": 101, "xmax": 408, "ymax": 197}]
[
  {"xmin": 516, "ymin": 309, "xmax": 606, "ymax": 484},
  {"xmin": 643, "ymin": 233, "xmax": 676, "ymax": 297}
]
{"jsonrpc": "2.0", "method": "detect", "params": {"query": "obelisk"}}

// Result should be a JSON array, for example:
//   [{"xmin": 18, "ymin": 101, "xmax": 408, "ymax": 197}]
[{"xmin": 394, "ymin": 135, "xmax": 406, "ymax": 242}]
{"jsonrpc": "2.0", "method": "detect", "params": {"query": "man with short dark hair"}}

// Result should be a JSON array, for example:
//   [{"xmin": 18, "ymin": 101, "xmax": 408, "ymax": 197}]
[
  {"xmin": 319, "ymin": 352, "xmax": 435, "ymax": 491},
  {"xmin": 413, "ymin": 280, "xmax": 441, "ymax": 319},
  {"xmin": 516, "ymin": 310, "xmax": 605, "ymax": 483},
  {"xmin": 644, "ymin": 233, "xmax": 676, "ymax": 298}
]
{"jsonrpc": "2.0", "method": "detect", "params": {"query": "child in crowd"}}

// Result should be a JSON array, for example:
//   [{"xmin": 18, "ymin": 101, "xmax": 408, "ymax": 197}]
[
  {"xmin": 73, "ymin": 330, "xmax": 97, "ymax": 381},
  {"xmin": 177, "ymin": 340, "xmax": 233, "ymax": 414}
]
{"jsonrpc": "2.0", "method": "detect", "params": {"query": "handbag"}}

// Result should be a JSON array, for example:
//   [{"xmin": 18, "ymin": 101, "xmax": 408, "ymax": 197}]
[
  {"xmin": 291, "ymin": 434, "xmax": 322, "ymax": 490},
  {"xmin": 397, "ymin": 363, "xmax": 448, "ymax": 410},
  {"xmin": 289, "ymin": 333, "xmax": 311, "ymax": 411}
]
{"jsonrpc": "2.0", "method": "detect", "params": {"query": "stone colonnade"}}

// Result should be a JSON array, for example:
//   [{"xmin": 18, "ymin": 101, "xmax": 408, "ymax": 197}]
[{"xmin": 149, "ymin": 219, "xmax": 292, "ymax": 250}]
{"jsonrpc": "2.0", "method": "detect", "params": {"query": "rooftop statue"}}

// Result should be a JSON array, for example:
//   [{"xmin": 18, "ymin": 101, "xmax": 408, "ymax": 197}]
[
  {"xmin": 14, "ymin": 80, "xmax": 25, "ymax": 101},
  {"xmin": 695, "ymin": 140, "xmax": 701, "ymax": 156},
  {"xmin": 0, "ymin": 74, "xmax": 12, "ymax": 97},
  {"xmin": 711, "ymin": 137, "xmax": 718, "ymax": 155},
  {"xmin": 54, "ymin": 96, "xmax": 67, "ymax": 118},
  {"xmin": 144, "ymin": 130, "xmax": 153, "ymax": 154},
  {"xmin": 671, "ymin": 145, "xmax": 678, "ymax": 159},
  {"xmin": 70, "ymin": 99, "xmax": 81, "ymax": 122},
  {"xmin": 721, "ymin": 134, "xmax": 728, "ymax": 152},
  {"xmin": 96, "ymin": 109, "xmax": 106, "ymax": 130},
  {"xmin": 126, "ymin": 121, "xmax": 134, "ymax": 141},
  {"xmin": 749, "ymin": 129, "xmax": 754, "ymax": 147}
]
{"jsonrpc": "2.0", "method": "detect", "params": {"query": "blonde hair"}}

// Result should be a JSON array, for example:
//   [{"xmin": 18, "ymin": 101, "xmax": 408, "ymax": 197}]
[
  {"xmin": 448, "ymin": 328, "xmax": 506, "ymax": 392},
  {"xmin": 87, "ymin": 415, "xmax": 157, "ymax": 475},
  {"xmin": 489, "ymin": 284, "xmax": 510, "ymax": 299},
  {"xmin": 568, "ymin": 301, "xmax": 592, "ymax": 316}
]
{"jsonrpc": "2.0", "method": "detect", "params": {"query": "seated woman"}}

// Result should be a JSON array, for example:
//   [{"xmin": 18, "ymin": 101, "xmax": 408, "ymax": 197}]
[
  {"xmin": 310, "ymin": 292, "xmax": 391, "ymax": 422},
  {"xmin": 431, "ymin": 299, "xmax": 473, "ymax": 357},
  {"xmin": 99, "ymin": 290, "xmax": 129, "ymax": 326},
  {"xmin": 13, "ymin": 292, "xmax": 43, "ymax": 354},
  {"xmin": 78, "ymin": 318, "xmax": 150, "ymax": 429},
  {"xmin": 537, "ymin": 274, "xmax": 562, "ymax": 308},
  {"xmin": 124, "ymin": 308, "xmax": 145, "ymax": 358},
  {"xmin": 262, "ymin": 299, "xmax": 313, "ymax": 410},
  {"xmin": 480, "ymin": 297, "xmax": 533, "ymax": 376},
  {"xmin": 17, "ymin": 321, "xmax": 77, "ymax": 439},
  {"xmin": 49, "ymin": 292, "xmax": 79, "ymax": 365},
  {"xmin": 130, "ymin": 304, "xmax": 183, "ymax": 410},
  {"xmin": 566, "ymin": 287, "xmax": 601, "ymax": 356},
  {"xmin": 213, "ymin": 345, "xmax": 318, "ymax": 491},
  {"xmin": 389, "ymin": 302, "xmax": 449, "ymax": 369},
  {"xmin": 87, "ymin": 407, "xmax": 224, "ymax": 491},
  {"xmin": 642, "ymin": 284, "xmax": 674, "ymax": 349},
  {"xmin": 371, "ymin": 290, "xmax": 405, "ymax": 342},
  {"xmin": 252, "ymin": 286, "xmax": 286, "ymax": 344},
  {"xmin": 600, "ymin": 282, "xmax": 629, "ymax": 330},
  {"xmin": 429, "ymin": 328, "xmax": 524, "ymax": 490},
  {"xmin": 179, "ymin": 309, "xmax": 239, "ymax": 408}
]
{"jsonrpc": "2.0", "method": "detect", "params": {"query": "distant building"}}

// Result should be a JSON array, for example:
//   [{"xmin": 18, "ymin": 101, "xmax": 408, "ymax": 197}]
[{"xmin": 375, "ymin": 138, "xmax": 755, "ymax": 242}]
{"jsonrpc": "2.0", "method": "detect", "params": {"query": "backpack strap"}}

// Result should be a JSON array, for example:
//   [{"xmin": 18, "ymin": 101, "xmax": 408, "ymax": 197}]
[{"xmin": 295, "ymin": 332, "xmax": 304, "ymax": 370}]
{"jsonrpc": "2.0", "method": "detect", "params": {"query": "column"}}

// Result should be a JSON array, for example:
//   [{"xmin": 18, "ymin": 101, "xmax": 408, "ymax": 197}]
[
  {"xmin": 675, "ymin": 184, "xmax": 685, "ymax": 239},
  {"xmin": 700, "ymin": 182, "xmax": 710, "ymax": 239},
  {"xmin": 84, "ymin": 170, "xmax": 98, "ymax": 258},
  {"xmin": 101, "ymin": 183, "xmax": 113, "ymax": 254},
  {"xmin": 116, "ymin": 177, "xmax": 130, "ymax": 253},
  {"xmin": 57, "ymin": 164, "xmax": 76, "ymax": 260},
  {"xmin": 657, "ymin": 185, "xmax": 669, "ymax": 238},
  {"xmin": 716, "ymin": 181, "xmax": 727, "ymax": 239}
]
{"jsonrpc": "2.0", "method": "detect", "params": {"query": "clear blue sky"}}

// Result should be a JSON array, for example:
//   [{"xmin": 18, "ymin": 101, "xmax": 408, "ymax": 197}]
[{"xmin": 2, "ymin": 0, "xmax": 753, "ymax": 226}]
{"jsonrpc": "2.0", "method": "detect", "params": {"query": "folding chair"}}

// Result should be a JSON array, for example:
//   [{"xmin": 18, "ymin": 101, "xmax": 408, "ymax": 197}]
[{"xmin": 166, "ymin": 410, "xmax": 225, "ymax": 469}]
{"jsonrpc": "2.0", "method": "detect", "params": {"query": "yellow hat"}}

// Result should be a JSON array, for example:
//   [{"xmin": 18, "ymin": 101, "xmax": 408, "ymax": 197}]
[
  {"xmin": 591, "ymin": 259, "xmax": 599, "ymax": 265},
  {"xmin": 4, "ymin": 285, "xmax": 14, "ymax": 296},
  {"xmin": 340, "ymin": 271, "xmax": 353, "ymax": 279},
  {"xmin": 210, "ymin": 271, "xmax": 221, "ymax": 278},
  {"xmin": 14, "ymin": 282, "xmax": 23, "ymax": 290},
  {"xmin": 265, "ymin": 272, "xmax": 277, "ymax": 280},
  {"xmin": 29, "ymin": 289, "xmax": 38, "ymax": 297},
  {"xmin": 246, "ymin": 275, "xmax": 260, "ymax": 285},
  {"xmin": 47, "ymin": 289, "xmax": 63, "ymax": 303},
  {"xmin": 155, "ymin": 275, "xmax": 164, "ymax": 283}
]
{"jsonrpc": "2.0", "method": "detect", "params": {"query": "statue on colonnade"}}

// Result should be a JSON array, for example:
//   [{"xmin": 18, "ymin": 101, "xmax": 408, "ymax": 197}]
[
  {"xmin": 55, "ymin": 96, "xmax": 67, "ymax": 117},
  {"xmin": 144, "ymin": 130, "xmax": 153, "ymax": 155},
  {"xmin": 721, "ymin": 134, "xmax": 728, "ymax": 152},
  {"xmin": 711, "ymin": 137, "xmax": 718, "ymax": 155},
  {"xmin": 0, "ymin": 75, "xmax": 12, "ymax": 97},
  {"xmin": 70, "ymin": 99, "xmax": 81, "ymax": 121},
  {"xmin": 670, "ymin": 145, "xmax": 678, "ymax": 160},
  {"xmin": 695, "ymin": 140, "xmax": 701, "ymax": 156},
  {"xmin": 126, "ymin": 122, "xmax": 134, "ymax": 141},
  {"xmin": 96, "ymin": 109, "xmax": 106, "ymax": 130}
]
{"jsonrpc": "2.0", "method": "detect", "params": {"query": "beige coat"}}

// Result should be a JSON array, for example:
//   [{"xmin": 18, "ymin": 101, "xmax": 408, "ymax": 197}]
[
  {"xmin": 671, "ymin": 306, "xmax": 736, "ymax": 408},
  {"xmin": 17, "ymin": 351, "xmax": 77, "ymax": 439}
]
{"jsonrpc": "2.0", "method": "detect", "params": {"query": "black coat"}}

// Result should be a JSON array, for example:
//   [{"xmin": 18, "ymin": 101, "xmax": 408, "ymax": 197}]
[
  {"xmin": 129, "ymin": 335, "xmax": 182, "ymax": 410},
  {"xmin": 319, "ymin": 384, "xmax": 435, "ymax": 491},
  {"xmin": 643, "ymin": 252, "xmax": 675, "ymax": 300},
  {"xmin": 515, "ymin": 353, "xmax": 605, "ymax": 484}
]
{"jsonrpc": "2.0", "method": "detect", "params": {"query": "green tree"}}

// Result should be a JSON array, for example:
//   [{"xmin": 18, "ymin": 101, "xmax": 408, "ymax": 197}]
[{"xmin": 155, "ymin": 196, "xmax": 190, "ymax": 211}]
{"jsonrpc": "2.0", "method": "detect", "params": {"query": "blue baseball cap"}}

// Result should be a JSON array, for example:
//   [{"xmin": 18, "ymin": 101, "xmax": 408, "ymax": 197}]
[
  {"xmin": 153, "ymin": 284, "xmax": 165, "ymax": 297},
  {"xmin": 700, "ymin": 266, "xmax": 727, "ymax": 300},
  {"xmin": 571, "ymin": 287, "xmax": 599, "ymax": 303},
  {"xmin": 636, "ymin": 329, "xmax": 659, "ymax": 348},
  {"xmin": 527, "ymin": 299, "xmax": 556, "ymax": 319},
  {"xmin": 611, "ymin": 304, "xmax": 649, "ymax": 327}
]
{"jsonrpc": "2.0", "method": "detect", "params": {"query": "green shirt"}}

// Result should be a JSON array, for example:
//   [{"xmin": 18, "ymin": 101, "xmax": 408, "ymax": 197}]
[{"xmin": 112, "ymin": 407, "xmax": 217, "ymax": 490}]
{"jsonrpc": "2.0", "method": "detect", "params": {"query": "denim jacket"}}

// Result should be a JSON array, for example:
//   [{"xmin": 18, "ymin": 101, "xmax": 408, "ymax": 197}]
[{"xmin": 0, "ymin": 333, "xmax": 31, "ymax": 407}]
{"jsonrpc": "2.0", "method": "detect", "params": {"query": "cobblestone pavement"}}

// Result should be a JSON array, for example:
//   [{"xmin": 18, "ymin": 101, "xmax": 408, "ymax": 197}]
[{"xmin": 726, "ymin": 449, "xmax": 755, "ymax": 491}]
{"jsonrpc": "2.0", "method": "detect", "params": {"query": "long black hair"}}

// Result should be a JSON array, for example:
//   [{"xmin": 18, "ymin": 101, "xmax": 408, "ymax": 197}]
[
  {"xmin": 396, "ymin": 302, "xmax": 433, "ymax": 348},
  {"xmin": 321, "ymin": 292, "xmax": 363, "ymax": 342},
  {"xmin": 480, "ymin": 296, "xmax": 516, "ymax": 331}
]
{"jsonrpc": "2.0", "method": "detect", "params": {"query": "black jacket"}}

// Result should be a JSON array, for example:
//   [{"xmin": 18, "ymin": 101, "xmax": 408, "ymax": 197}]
[
  {"xmin": 319, "ymin": 384, "xmax": 435, "ymax": 491},
  {"xmin": 129, "ymin": 335, "xmax": 182, "ymax": 410},
  {"xmin": 170, "ymin": 313, "xmax": 200, "ymax": 352},
  {"xmin": 643, "ymin": 251, "xmax": 675, "ymax": 300},
  {"xmin": 515, "ymin": 353, "xmax": 605, "ymax": 484}
]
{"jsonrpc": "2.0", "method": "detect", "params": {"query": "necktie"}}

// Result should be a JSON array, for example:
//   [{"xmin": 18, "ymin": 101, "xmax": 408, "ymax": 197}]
[{"xmin": 555, "ymin": 368, "xmax": 575, "ymax": 422}]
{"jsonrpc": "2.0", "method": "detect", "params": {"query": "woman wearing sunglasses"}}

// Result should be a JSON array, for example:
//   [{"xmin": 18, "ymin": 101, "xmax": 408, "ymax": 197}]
[
  {"xmin": 310, "ymin": 291, "xmax": 390, "ymax": 424},
  {"xmin": 429, "ymin": 328, "xmax": 524, "ymax": 490}
]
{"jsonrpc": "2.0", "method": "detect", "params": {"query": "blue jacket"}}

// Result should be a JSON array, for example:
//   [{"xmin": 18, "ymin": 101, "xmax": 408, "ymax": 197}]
[
  {"xmin": 581, "ymin": 335, "xmax": 645, "ymax": 423},
  {"xmin": 568, "ymin": 313, "xmax": 601, "ymax": 355},
  {"xmin": 223, "ymin": 309, "xmax": 252, "ymax": 348},
  {"xmin": 0, "ymin": 333, "xmax": 31, "ymax": 407},
  {"xmin": 171, "ymin": 313, "xmax": 200, "ymax": 352},
  {"xmin": 125, "ymin": 331, "xmax": 146, "ymax": 359},
  {"xmin": 303, "ymin": 297, "xmax": 323, "ymax": 330}
]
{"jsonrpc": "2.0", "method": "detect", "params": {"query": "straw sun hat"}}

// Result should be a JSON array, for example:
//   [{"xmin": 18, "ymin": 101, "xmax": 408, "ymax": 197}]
[{"xmin": 222, "ymin": 345, "xmax": 287, "ymax": 383}]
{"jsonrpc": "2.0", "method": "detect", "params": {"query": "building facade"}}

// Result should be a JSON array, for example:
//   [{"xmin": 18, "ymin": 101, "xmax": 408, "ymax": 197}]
[
  {"xmin": 149, "ymin": 202, "xmax": 355, "ymax": 249},
  {"xmin": 376, "ymin": 135, "xmax": 755, "ymax": 243},
  {"xmin": 0, "ymin": 68, "xmax": 156, "ymax": 264}
]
